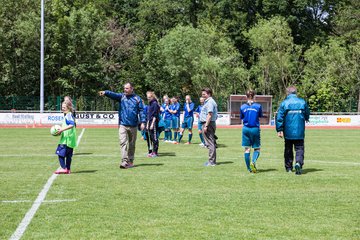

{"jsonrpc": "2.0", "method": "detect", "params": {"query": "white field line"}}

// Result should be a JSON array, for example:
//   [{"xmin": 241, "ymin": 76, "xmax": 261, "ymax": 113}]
[
  {"xmin": 2, "ymin": 154, "xmax": 359, "ymax": 166},
  {"xmin": 2, "ymin": 199, "xmax": 76, "ymax": 204},
  {"xmin": 9, "ymin": 128, "xmax": 85, "ymax": 240}
]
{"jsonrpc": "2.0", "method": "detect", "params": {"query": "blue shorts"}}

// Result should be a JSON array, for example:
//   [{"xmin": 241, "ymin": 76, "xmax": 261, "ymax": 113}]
[
  {"xmin": 163, "ymin": 119, "xmax": 171, "ymax": 130},
  {"xmin": 242, "ymin": 126, "xmax": 261, "ymax": 148},
  {"xmin": 181, "ymin": 117, "xmax": 194, "ymax": 129},
  {"xmin": 171, "ymin": 116, "xmax": 180, "ymax": 129},
  {"xmin": 197, "ymin": 121, "xmax": 203, "ymax": 131}
]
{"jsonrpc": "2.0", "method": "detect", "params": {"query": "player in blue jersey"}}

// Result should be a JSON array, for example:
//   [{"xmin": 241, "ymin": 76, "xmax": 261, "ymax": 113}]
[
  {"xmin": 169, "ymin": 96, "xmax": 180, "ymax": 143},
  {"xmin": 176, "ymin": 95, "xmax": 195, "ymax": 144},
  {"xmin": 194, "ymin": 97, "xmax": 206, "ymax": 147},
  {"xmin": 240, "ymin": 90, "xmax": 263, "ymax": 173},
  {"xmin": 160, "ymin": 97, "xmax": 172, "ymax": 142}
]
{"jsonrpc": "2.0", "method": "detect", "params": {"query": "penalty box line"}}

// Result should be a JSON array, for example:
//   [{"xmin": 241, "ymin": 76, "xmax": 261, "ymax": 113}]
[{"xmin": 9, "ymin": 128, "xmax": 86, "ymax": 240}]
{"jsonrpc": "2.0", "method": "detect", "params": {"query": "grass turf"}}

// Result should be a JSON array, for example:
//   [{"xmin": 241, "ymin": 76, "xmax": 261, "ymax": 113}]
[{"xmin": 0, "ymin": 128, "xmax": 359, "ymax": 239}]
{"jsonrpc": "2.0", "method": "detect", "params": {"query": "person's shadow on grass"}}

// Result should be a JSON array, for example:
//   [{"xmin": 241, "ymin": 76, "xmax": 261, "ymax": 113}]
[
  {"xmin": 134, "ymin": 163, "xmax": 164, "ymax": 168},
  {"xmin": 74, "ymin": 153, "xmax": 93, "ymax": 155},
  {"xmin": 158, "ymin": 152, "xmax": 176, "ymax": 157},
  {"xmin": 302, "ymin": 168, "xmax": 323, "ymax": 174},
  {"xmin": 257, "ymin": 168, "xmax": 277, "ymax": 173},
  {"xmin": 217, "ymin": 161, "xmax": 234, "ymax": 165},
  {"xmin": 72, "ymin": 170, "xmax": 98, "ymax": 174}
]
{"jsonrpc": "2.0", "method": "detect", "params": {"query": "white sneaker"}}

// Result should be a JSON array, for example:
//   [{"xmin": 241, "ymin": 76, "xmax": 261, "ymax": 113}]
[{"xmin": 199, "ymin": 143, "xmax": 205, "ymax": 147}]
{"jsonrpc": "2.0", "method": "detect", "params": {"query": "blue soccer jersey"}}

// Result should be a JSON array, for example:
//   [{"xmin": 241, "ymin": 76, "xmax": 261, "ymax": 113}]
[
  {"xmin": 170, "ymin": 102, "xmax": 180, "ymax": 117},
  {"xmin": 240, "ymin": 103, "xmax": 263, "ymax": 128},
  {"xmin": 161, "ymin": 104, "xmax": 172, "ymax": 120},
  {"xmin": 184, "ymin": 102, "xmax": 195, "ymax": 118}
]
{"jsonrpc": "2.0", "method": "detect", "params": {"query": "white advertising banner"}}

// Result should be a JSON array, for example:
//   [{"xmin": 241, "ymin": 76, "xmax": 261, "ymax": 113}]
[
  {"xmin": 0, "ymin": 112, "xmax": 232, "ymax": 126},
  {"xmin": 306, "ymin": 115, "xmax": 360, "ymax": 126},
  {"xmin": 0, "ymin": 113, "xmax": 359, "ymax": 126}
]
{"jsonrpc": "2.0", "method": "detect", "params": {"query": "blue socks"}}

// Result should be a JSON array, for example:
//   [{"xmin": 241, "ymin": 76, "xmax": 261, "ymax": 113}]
[
  {"xmin": 253, "ymin": 150, "xmax": 260, "ymax": 164},
  {"xmin": 199, "ymin": 133, "xmax": 205, "ymax": 144},
  {"xmin": 188, "ymin": 133, "xmax": 192, "ymax": 143},
  {"xmin": 244, "ymin": 153, "xmax": 251, "ymax": 171},
  {"xmin": 178, "ymin": 133, "xmax": 183, "ymax": 142},
  {"xmin": 58, "ymin": 156, "xmax": 66, "ymax": 169},
  {"xmin": 174, "ymin": 132, "xmax": 178, "ymax": 141}
]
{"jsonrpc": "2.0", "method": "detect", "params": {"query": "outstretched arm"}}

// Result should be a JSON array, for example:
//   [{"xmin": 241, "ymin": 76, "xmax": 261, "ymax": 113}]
[{"xmin": 98, "ymin": 90, "xmax": 123, "ymax": 101}]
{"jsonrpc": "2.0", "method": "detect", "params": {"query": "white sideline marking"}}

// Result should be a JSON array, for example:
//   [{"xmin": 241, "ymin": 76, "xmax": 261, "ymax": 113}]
[
  {"xmin": 2, "ymin": 199, "xmax": 77, "ymax": 204},
  {"xmin": 3, "ymin": 154, "xmax": 359, "ymax": 166},
  {"xmin": 10, "ymin": 128, "xmax": 85, "ymax": 240}
]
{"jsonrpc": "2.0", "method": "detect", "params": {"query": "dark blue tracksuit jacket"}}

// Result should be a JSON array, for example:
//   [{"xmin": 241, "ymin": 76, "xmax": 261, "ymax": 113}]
[{"xmin": 105, "ymin": 90, "xmax": 146, "ymax": 127}]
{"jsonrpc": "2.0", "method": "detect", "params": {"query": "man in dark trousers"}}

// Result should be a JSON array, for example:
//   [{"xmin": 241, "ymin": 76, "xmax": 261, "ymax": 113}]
[
  {"xmin": 276, "ymin": 86, "xmax": 310, "ymax": 175},
  {"xmin": 199, "ymin": 88, "xmax": 218, "ymax": 167}
]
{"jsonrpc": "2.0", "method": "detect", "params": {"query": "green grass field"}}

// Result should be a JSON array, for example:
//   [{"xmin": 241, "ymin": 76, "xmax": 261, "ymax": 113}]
[{"xmin": 1, "ymin": 128, "xmax": 359, "ymax": 239}]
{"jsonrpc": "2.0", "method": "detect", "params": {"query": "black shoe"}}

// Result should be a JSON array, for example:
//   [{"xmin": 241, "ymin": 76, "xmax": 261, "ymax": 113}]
[{"xmin": 295, "ymin": 163, "xmax": 302, "ymax": 175}]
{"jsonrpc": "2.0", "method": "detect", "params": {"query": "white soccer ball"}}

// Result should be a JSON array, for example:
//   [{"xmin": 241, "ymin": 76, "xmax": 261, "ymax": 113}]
[{"xmin": 50, "ymin": 125, "xmax": 61, "ymax": 136}]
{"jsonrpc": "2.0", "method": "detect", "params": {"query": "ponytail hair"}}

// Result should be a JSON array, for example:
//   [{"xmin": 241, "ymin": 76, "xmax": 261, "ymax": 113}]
[{"xmin": 246, "ymin": 90, "xmax": 255, "ymax": 100}]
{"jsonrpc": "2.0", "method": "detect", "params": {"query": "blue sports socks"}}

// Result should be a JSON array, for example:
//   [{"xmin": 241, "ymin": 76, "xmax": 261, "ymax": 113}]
[
  {"xmin": 252, "ymin": 150, "xmax": 260, "ymax": 163},
  {"xmin": 188, "ymin": 133, "xmax": 192, "ymax": 143},
  {"xmin": 199, "ymin": 133, "xmax": 205, "ymax": 144},
  {"xmin": 178, "ymin": 133, "xmax": 183, "ymax": 142},
  {"xmin": 244, "ymin": 152, "xmax": 251, "ymax": 171},
  {"xmin": 65, "ymin": 156, "xmax": 72, "ymax": 170},
  {"xmin": 58, "ymin": 156, "xmax": 66, "ymax": 169},
  {"xmin": 174, "ymin": 131, "xmax": 178, "ymax": 141}
]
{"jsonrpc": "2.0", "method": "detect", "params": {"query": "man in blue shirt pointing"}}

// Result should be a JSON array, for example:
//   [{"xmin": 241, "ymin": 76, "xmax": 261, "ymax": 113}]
[
  {"xmin": 240, "ymin": 90, "xmax": 263, "ymax": 173},
  {"xmin": 99, "ymin": 83, "xmax": 146, "ymax": 169}
]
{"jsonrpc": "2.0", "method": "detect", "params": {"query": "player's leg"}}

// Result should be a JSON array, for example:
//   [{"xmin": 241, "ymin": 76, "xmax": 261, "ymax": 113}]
[
  {"xmin": 187, "ymin": 129, "xmax": 193, "ymax": 144},
  {"xmin": 65, "ymin": 147, "xmax": 73, "ymax": 173},
  {"xmin": 244, "ymin": 147, "xmax": 251, "ymax": 172},
  {"xmin": 186, "ymin": 117, "xmax": 193, "ymax": 144},
  {"xmin": 250, "ymin": 127, "xmax": 261, "ymax": 172},
  {"xmin": 242, "ymin": 127, "xmax": 252, "ymax": 172},
  {"xmin": 173, "ymin": 121, "xmax": 180, "ymax": 142},
  {"xmin": 57, "ymin": 155, "xmax": 66, "ymax": 170},
  {"xmin": 177, "ymin": 121, "xmax": 186, "ymax": 143},
  {"xmin": 152, "ymin": 125, "xmax": 159, "ymax": 156},
  {"xmin": 145, "ymin": 130, "xmax": 152, "ymax": 156},
  {"xmin": 164, "ymin": 119, "xmax": 171, "ymax": 141},
  {"xmin": 294, "ymin": 139, "xmax": 304, "ymax": 175},
  {"xmin": 198, "ymin": 122, "xmax": 206, "ymax": 146},
  {"xmin": 284, "ymin": 139, "xmax": 294, "ymax": 172}
]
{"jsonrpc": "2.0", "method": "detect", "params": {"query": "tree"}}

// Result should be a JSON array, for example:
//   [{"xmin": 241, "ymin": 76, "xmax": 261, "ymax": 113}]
[
  {"xmin": 302, "ymin": 39, "xmax": 357, "ymax": 112},
  {"xmin": 246, "ymin": 16, "xmax": 301, "ymax": 99},
  {"xmin": 147, "ymin": 24, "xmax": 249, "ymax": 109}
]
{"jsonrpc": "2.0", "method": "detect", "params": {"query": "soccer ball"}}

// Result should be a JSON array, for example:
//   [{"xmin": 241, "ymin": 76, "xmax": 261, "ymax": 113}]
[{"xmin": 50, "ymin": 125, "xmax": 61, "ymax": 136}]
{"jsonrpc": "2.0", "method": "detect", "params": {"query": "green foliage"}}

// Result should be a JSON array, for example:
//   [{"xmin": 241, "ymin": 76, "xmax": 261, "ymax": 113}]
[
  {"xmin": 149, "ymin": 24, "xmax": 249, "ymax": 108},
  {"xmin": 0, "ymin": 0, "xmax": 359, "ymax": 111},
  {"xmin": 246, "ymin": 16, "xmax": 301, "ymax": 100},
  {"xmin": 302, "ymin": 38, "xmax": 359, "ymax": 111}
]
